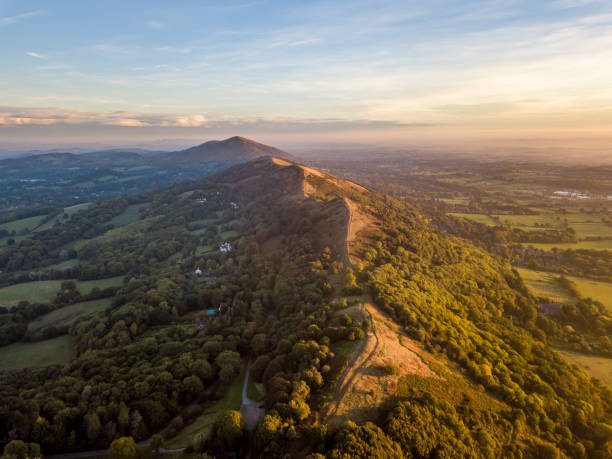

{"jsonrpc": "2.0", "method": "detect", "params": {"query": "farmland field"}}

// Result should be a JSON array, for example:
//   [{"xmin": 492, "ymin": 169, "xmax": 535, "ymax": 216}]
[
  {"xmin": 0, "ymin": 335, "xmax": 74, "ymax": 371},
  {"xmin": 449, "ymin": 211, "xmax": 612, "ymax": 240},
  {"xmin": 521, "ymin": 240, "xmax": 612, "ymax": 251},
  {"xmin": 557, "ymin": 349, "xmax": 612, "ymax": 386},
  {"xmin": 515, "ymin": 268, "xmax": 574, "ymax": 303},
  {"xmin": 568, "ymin": 275, "xmax": 612, "ymax": 312},
  {"xmin": 516, "ymin": 267, "xmax": 612, "ymax": 311},
  {"xmin": 0, "ymin": 214, "xmax": 47, "ymax": 233},
  {"xmin": 27, "ymin": 298, "xmax": 113, "ymax": 336},
  {"xmin": 448, "ymin": 213, "xmax": 499, "ymax": 226},
  {"xmin": 109, "ymin": 202, "xmax": 150, "ymax": 227},
  {"xmin": 0, "ymin": 276, "xmax": 124, "ymax": 307}
]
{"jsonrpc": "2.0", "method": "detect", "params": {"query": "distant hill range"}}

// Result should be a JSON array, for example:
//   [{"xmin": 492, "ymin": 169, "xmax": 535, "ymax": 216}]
[
  {"xmin": 0, "ymin": 136, "xmax": 293, "ymax": 171},
  {"xmin": 160, "ymin": 136, "xmax": 294, "ymax": 164},
  {"xmin": 0, "ymin": 136, "xmax": 296, "ymax": 212}
]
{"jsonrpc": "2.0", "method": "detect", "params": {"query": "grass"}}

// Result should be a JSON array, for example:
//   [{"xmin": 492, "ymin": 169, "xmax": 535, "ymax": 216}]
[
  {"xmin": 567, "ymin": 275, "xmax": 612, "ymax": 312},
  {"xmin": 34, "ymin": 203, "xmax": 91, "ymax": 232},
  {"xmin": 0, "ymin": 214, "xmax": 47, "ymax": 233},
  {"xmin": 164, "ymin": 364, "xmax": 246, "ymax": 449},
  {"xmin": 450, "ymin": 212, "xmax": 612, "ymax": 240},
  {"xmin": 195, "ymin": 245, "xmax": 214, "ymax": 256},
  {"xmin": 557, "ymin": 349, "xmax": 612, "ymax": 386},
  {"xmin": 516, "ymin": 267, "xmax": 612, "ymax": 311},
  {"xmin": 515, "ymin": 268, "xmax": 574, "ymax": 303},
  {"xmin": 110, "ymin": 203, "xmax": 150, "ymax": 227},
  {"xmin": 0, "ymin": 335, "xmax": 73, "ymax": 371},
  {"xmin": 220, "ymin": 230, "xmax": 239, "ymax": 240},
  {"xmin": 43, "ymin": 258, "xmax": 80, "ymax": 270},
  {"xmin": 27, "ymin": 298, "xmax": 112, "ymax": 335},
  {"xmin": 0, "ymin": 277, "xmax": 124, "ymax": 307},
  {"xmin": 247, "ymin": 367, "xmax": 265, "ymax": 402},
  {"xmin": 448, "ymin": 213, "xmax": 499, "ymax": 226},
  {"xmin": 521, "ymin": 240, "xmax": 612, "ymax": 251}
]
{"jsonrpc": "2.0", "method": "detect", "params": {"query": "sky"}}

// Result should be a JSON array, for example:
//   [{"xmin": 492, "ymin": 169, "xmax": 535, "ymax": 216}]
[{"xmin": 1, "ymin": 0, "xmax": 612, "ymax": 152}]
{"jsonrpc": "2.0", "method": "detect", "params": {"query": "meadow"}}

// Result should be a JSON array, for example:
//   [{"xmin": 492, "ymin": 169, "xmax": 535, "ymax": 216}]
[
  {"xmin": 515, "ymin": 268, "xmax": 575, "ymax": 303},
  {"xmin": 450, "ymin": 211, "xmax": 612, "ymax": 240},
  {"xmin": 27, "ymin": 298, "xmax": 113, "ymax": 336},
  {"xmin": 0, "ymin": 277, "xmax": 124, "ymax": 307},
  {"xmin": 0, "ymin": 214, "xmax": 47, "ymax": 233},
  {"xmin": 556, "ymin": 349, "xmax": 612, "ymax": 386},
  {"xmin": 0, "ymin": 335, "xmax": 73, "ymax": 371},
  {"xmin": 521, "ymin": 240, "xmax": 612, "ymax": 251},
  {"xmin": 516, "ymin": 267, "xmax": 612, "ymax": 311},
  {"xmin": 109, "ymin": 202, "xmax": 150, "ymax": 227}
]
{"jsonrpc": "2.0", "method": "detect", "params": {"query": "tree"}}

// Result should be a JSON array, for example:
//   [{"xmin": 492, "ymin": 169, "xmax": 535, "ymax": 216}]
[
  {"xmin": 209, "ymin": 410, "xmax": 248, "ymax": 454},
  {"xmin": 107, "ymin": 437, "xmax": 138, "ymax": 459},
  {"xmin": 150, "ymin": 434, "xmax": 163, "ymax": 454},
  {"xmin": 85, "ymin": 413, "xmax": 102, "ymax": 444},
  {"xmin": 2, "ymin": 441, "xmax": 27, "ymax": 459}
]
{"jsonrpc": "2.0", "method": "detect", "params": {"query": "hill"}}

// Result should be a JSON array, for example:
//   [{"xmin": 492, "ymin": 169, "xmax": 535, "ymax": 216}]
[
  {"xmin": 0, "ymin": 157, "xmax": 610, "ymax": 458},
  {"xmin": 163, "ymin": 136, "xmax": 294, "ymax": 164},
  {"xmin": 0, "ymin": 137, "xmax": 296, "ymax": 212}
]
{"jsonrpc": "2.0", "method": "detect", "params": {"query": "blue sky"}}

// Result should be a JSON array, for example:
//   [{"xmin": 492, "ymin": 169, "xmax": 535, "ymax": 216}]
[{"xmin": 1, "ymin": 0, "xmax": 612, "ymax": 148}]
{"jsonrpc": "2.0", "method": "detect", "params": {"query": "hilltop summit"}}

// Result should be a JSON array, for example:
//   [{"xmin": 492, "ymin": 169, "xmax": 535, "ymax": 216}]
[{"xmin": 165, "ymin": 136, "xmax": 294, "ymax": 164}]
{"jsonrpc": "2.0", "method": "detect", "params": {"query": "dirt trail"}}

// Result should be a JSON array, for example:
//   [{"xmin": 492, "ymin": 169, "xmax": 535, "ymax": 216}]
[{"xmin": 240, "ymin": 360, "xmax": 265, "ymax": 432}]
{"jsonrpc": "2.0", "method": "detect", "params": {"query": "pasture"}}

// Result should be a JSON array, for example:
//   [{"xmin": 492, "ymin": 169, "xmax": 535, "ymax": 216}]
[
  {"xmin": 0, "ymin": 335, "xmax": 74, "ymax": 371},
  {"xmin": 27, "ymin": 298, "xmax": 112, "ymax": 336},
  {"xmin": 0, "ymin": 277, "xmax": 124, "ymax": 307},
  {"xmin": 557, "ymin": 350, "xmax": 612, "ymax": 386},
  {"xmin": 516, "ymin": 267, "xmax": 612, "ymax": 311},
  {"xmin": 0, "ymin": 214, "xmax": 47, "ymax": 233},
  {"xmin": 109, "ymin": 202, "xmax": 150, "ymax": 227},
  {"xmin": 448, "ymin": 213, "xmax": 499, "ymax": 226},
  {"xmin": 521, "ymin": 240, "xmax": 612, "ymax": 251},
  {"xmin": 515, "ymin": 268, "xmax": 575, "ymax": 303}
]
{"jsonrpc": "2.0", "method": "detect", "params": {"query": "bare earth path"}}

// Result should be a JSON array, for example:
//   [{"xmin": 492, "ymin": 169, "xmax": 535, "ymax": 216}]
[{"xmin": 240, "ymin": 360, "xmax": 265, "ymax": 432}]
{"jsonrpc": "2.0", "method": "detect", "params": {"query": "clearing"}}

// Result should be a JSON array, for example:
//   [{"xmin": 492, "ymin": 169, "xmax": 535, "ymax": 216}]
[
  {"xmin": 0, "ymin": 335, "xmax": 74, "ymax": 371},
  {"xmin": 557, "ymin": 350, "xmax": 612, "ymax": 386},
  {"xmin": 27, "ymin": 298, "xmax": 113, "ymax": 337},
  {"xmin": 0, "ymin": 277, "xmax": 124, "ymax": 307}
]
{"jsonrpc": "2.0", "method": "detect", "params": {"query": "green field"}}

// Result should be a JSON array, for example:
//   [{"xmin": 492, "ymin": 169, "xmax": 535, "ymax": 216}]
[
  {"xmin": 450, "ymin": 212, "xmax": 612, "ymax": 240},
  {"xmin": 557, "ymin": 349, "xmax": 612, "ymax": 386},
  {"xmin": 448, "ymin": 213, "xmax": 499, "ymax": 226},
  {"xmin": 34, "ymin": 202, "xmax": 91, "ymax": 232},
  {"xmin": 110, "ymin": 203, "xmax": 150, "ymax": 227},
  {"xmin": 220, "ymin": 230, "xmax": 239, "ymax": 240},
  {"xmin": 521, "ymin": 240, "xmax": 612, "ymax": 251},
  {"xmin": 0, "ymin": 214, "xmax": 47, "ymax": 233},
  {"xmin": 568, "ymin": 275, "xmax": 612, "ymax": 312},
  {"xmin": 515, "ymin": 268, "xmax": 574, "ymax": 303},
  {"xmin": 195, "ymin": 245, "xmax": 213, "ymax": 256},
  {"xmin": 516, "ymin": 267, "xmax": 612, "ymax": 310},
  {"xmin": 0, "ymin": 277, "xmax": 124, "ymax": 307},
  {"xmin": 27, "ymin": 298, "xmax": 113, "ymax": 336},
  {"xmin": 164, "ymin": 364, "xmax": 246, "ymax": 449},
  {"xmin": 0, "ymin": 335, "xmax": 74, "ymax": 371}
]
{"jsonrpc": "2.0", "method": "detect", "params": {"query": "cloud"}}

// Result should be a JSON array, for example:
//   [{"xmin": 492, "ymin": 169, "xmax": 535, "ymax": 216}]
[
  {"xmin": 147, "ymin": 20, "xmax": 164, "ymax": 29},
  {"xmin": 0, "ymin": 106, "xmax": 423, "ymax": 130},
  {"xmin": 154, "ymin": 46, "xmax": 192, "ymax": 54},
  {"xmin": 25, "ymin": 51, "xmax": 45, "ymax": 59},
  {"xmin": 0, "ymin": 10, "xmax": 43, "ymax": 26}
]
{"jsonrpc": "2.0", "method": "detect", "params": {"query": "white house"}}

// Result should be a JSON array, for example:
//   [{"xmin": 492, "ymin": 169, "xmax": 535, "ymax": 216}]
[
  {"xmin": 195, "ymin": 267, "xmax": 203, "ymax": 276},
  {"xmin": 219, "ymin": 242, "xmax": 232, "ymax": 253}
]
